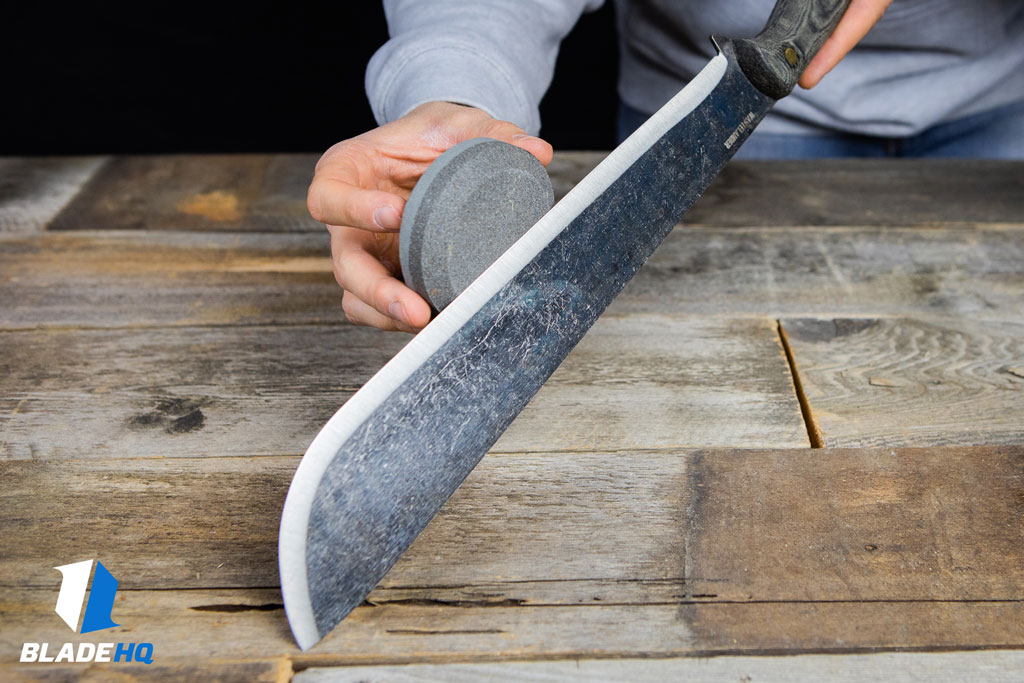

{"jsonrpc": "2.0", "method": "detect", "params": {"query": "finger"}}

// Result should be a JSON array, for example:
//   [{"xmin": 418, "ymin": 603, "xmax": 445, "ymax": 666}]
[
  {"xmin": 510, "ymin": 133, "xmax": 555, "ymax": 167},
  {"xmin": 799, "ymin": 0, "xmax": 892, "ymax": 89},
  {"xmin": 308, "ymin": 174, "xmax": 406, "ymax": 232},
  {"xmin": 450, "ymin": 114, "xmax": 552, "ymax": 167},
  {"xmin": 342, "ymin": 291, "xmax": 420, "ymax": 333},
  {"xmin": 330, "ymin": 227, "xmax": 432, "ymax": 329},
  {"xmin": 471, "ymin": 119, "xmax": 554, "ymax": 167}
]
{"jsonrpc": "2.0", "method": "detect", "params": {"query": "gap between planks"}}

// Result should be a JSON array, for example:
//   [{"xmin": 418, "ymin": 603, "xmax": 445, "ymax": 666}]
[{"xmin": 777, "ymin": 320, "xmax": 824, "ymax": 448}]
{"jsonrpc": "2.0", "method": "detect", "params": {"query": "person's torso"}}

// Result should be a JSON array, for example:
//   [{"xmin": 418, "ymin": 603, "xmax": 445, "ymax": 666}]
[{"xmin": 613, "ymin": 0, "xmax": 1024, "ymax": 136}]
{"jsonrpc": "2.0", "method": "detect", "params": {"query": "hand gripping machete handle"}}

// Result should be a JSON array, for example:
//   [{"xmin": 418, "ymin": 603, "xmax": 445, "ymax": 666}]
[{"xmin": 730, "ymin": 0, "xmax": 851, "ymax": 100}]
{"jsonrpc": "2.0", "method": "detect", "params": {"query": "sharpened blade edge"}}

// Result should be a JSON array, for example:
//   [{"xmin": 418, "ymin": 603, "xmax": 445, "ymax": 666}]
[{"xmin": 278, "ymin": 53, "xmax": 733, "ymax": 651}]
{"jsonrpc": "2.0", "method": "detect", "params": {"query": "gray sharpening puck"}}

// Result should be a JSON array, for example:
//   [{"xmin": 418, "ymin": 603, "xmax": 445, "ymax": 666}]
[{"xmin": 400, "ymin": 137, "xmax": 554, "ymax": 311}]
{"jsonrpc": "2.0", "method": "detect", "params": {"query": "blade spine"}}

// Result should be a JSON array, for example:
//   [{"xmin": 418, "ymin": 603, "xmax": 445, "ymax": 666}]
[{"xmin": 278, "ymin": 53, "xmax": 729, "ymax": 650}]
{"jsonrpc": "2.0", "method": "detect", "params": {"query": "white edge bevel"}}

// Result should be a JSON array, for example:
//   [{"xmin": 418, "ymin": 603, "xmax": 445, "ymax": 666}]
[{"xmin": 279, "ymin": 53, "xmax": 728, "ymax": 651}]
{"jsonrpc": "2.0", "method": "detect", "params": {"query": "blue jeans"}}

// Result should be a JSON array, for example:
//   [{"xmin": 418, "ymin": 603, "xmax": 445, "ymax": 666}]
[{"xmin": 616, "ymin": 99, "xmax": 1024, "ymax": 159}]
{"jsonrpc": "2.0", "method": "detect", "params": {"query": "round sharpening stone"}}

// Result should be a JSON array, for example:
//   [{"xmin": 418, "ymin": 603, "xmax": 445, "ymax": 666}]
[{"xmin": 400, "ymin": 137, "xmax": 554, "ymax": 312}]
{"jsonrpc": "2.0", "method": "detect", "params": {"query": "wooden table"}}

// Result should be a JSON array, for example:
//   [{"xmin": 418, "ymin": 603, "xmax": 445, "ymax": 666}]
[{"xmin": 1, "ymin": 154, "xmax": 1022, "ymax": 681}]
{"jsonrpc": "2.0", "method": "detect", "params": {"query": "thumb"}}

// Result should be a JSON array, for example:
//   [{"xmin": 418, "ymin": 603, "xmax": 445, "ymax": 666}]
[{"xmin": 477, "ymin": 120, "xmax": 554, "ymax": 167}]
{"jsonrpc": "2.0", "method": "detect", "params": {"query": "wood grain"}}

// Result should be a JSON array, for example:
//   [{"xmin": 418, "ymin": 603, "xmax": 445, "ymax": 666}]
[
  {"xmin": 296, "ymin": 651, "xmax": 1024, "ymax": 683},
  {"xmin": 2, "ymin": 446, "xmax": 1020, "ymax": 670},
  {"xmin": 2, "ymin": 447, "xmax": 1019, "ymax": 600},
  {"xmin": 0, "ymin": 315, "xmax": 806, "ymax": 460},
  {"xmin": 782, "ymin": 317, "xmax": 1024, "ymax": 446},
  {"xmin": 44, "ymin": 156, "xmax": 1024, "ymax": 233},
  {"xmin": 0, "ymin": 157, "xmax": 106, "ymax": 232},
  {"xmin": 0, "ymin": 231, "xmax": 343, "ymax": 329},
  {"xmin": 684, "ymin": 446, "xmax": 1024, "ymax": 602},
  {"xmin": 6, "ymin": 660, "xmax": 289, "ymax": 683},
  {"xmin": 685, "ymin": 159, "xmax": 1024, "ymax": 227},
  {"xmin": 4, "ymin": 157, "xmax": 1023, "ymax": 676},
  {"xmin": 494, "ymin": 155, "xmax": 1024, "ymax": 227},
  {"xmin": 3, "ymin": 226, "xmax": 1023, "ymax": 331},
  {"xmin": 50, "ymin": 154, "xmax": 321, "ymax": 232},
  {"xmin": 615, "ymin": 225, "xmax": 1024, "ymax": 321},
  {"xmin": 2, "ymin": 589, "xmax": 1021, "ymax": 669}
]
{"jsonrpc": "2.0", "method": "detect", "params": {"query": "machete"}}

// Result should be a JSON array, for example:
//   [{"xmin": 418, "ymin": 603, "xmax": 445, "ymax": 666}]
[{"xmin": 280, "ymin": 0, "xmax": 850, "ymax": 650}]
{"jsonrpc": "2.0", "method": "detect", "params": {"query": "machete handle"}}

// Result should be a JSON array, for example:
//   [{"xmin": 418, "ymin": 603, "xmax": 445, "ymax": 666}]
[{"xmin": 730, "ymin": 0, "xmax": 852, "ymax": 100}]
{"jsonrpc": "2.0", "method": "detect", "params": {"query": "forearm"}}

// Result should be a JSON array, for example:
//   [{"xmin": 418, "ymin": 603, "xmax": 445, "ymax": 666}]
[{"xmin": 367, "ymin": 0, "xmax": 603, "ymax": 135}]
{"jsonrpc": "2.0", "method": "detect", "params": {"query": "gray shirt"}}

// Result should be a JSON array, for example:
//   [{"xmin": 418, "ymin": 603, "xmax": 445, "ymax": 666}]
[{"xmin": 366, "ymin": 0, "xmax": 1024, "ymax": 138}]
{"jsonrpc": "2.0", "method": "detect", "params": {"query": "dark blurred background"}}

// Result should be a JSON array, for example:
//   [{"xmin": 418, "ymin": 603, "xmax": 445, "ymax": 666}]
[{"xmin": 1, "ymin": 3, "xmax": 618, "ymax": 155}]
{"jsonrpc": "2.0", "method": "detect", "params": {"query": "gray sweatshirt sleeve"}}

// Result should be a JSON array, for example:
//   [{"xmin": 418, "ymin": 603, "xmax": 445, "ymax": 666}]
[{"xmin": 366, "ymin": 0, "xmax": 604, "ymax": 136}]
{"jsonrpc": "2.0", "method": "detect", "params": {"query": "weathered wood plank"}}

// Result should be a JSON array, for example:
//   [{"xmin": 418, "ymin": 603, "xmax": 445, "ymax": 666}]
[
  {"xmin": 0, "ymin": 231, "xmax": 342, "ymax": 329},
  {"xmin": 3, "ymin": 226, "xmax": 1022, "ymax": 330},
  {"xmin": 684, "ymin": 446, "xmax": 1024, "ymax": 602},
  {"xmin": 2, "ymin": 447, "xmax": 1021, "ymax": 667},
  {"xmin": 296, "ymin": 651, "xmax": 1024, "ymax": 683},
  {"xmin": 2, "ymin": 447, "xmax": 1020, "ymax": 601},
  {"xmin": 6, "ymin": 659, "xmax": 288, "ymax": 683},
  {"xmin": 0, "ymin": 157, "xmax": 106, "ymax": 232},
  {"xmin": 7, "ymin": 155, "xmax": 1022, "ymax": 675},
  {"xmin": 545, "ymin": 156, "xmax": 1024, "ymax": 227},
  {"xmin": 782, "ymin": 318, "xmax": 1024, "ymax": 447},
  {"xmin": 43, "ymin": 156, "xmax": 1024, "ymax": 233},
  {"xmin": 618, "ymin": 225, "xmax": 1024, "ymax": 320},
  {"xmin": 50, "ymin": 154, "xmax": 321, "ymax": 232},
  {"xmin": 0, "ymin": 456, "xmax": 293, "ymax": 591},
  {"xmin": 1, "ymin": 589, "xmax": 1021, "ymax": 668},
  {"xmin": 689, "ymin": 159, "xmax": 1024, "ymax": 227},
  {"xmin": 0, "ymin": 315, "xmax": 806, "ymax": 460}
]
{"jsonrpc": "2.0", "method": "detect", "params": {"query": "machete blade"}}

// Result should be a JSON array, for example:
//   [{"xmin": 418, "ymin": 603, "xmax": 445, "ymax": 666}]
[{"xmin": 280, "ymin": 42, "xmax": 774, "ymax": 650}]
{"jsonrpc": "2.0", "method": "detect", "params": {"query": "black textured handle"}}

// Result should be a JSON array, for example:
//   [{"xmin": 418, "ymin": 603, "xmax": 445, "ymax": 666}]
[{"xmin": 731, "ymin": 0, "xmax": 851, "ymax": 100}]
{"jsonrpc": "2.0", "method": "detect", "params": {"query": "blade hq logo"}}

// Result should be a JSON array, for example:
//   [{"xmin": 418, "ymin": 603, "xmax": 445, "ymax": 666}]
[
  {"xmin": 55, "ymin": 559, "xmax": 119, "ymax": 634},
  {"xmin": 20, "ymin": 560, "xmax": 155, "ymax": 665}
]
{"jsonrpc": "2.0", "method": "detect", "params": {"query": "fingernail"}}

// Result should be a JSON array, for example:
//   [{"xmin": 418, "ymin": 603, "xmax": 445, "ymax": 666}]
[
  {"xmin": 388, "ymin": 301, "xmax": 407, "ymax": 324},
  {"xmin": 373, "ymin": 205, "xmax": 401, "ymax": 230},
  {"xmin": 512, "ymin": 134, "xmax": 536, "ymax": 141}
]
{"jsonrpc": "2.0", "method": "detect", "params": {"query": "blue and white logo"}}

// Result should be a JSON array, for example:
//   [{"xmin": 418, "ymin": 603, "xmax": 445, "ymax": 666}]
[
  {"xmin": 54, "ymin": 560, "xmax": 119, "ymax": 634},
  {"xmin": 21, "ymin": 560, "xmax": 153, "ymax": 665}
]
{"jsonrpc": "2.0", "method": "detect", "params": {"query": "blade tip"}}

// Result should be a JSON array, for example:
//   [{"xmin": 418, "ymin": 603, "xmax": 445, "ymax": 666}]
[{"xmin": 286, "ymin": 605, "xmax": 322, "ymax": 651}]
